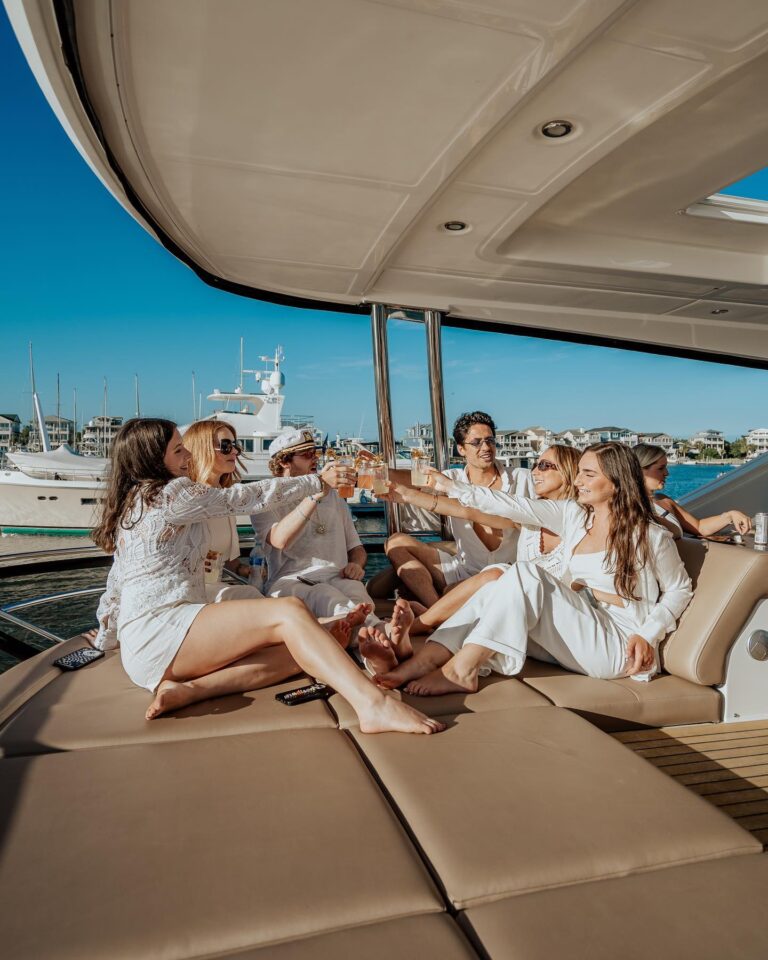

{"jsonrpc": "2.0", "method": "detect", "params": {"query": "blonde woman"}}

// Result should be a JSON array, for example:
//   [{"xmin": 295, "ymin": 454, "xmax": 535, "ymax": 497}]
[
  {"xmin": 184, "ymin": 420, "xmax": 252, "ymax": 598},
  {"xmin": 634, "ymin": 443, "xmax": 751, "ymax": 538}
]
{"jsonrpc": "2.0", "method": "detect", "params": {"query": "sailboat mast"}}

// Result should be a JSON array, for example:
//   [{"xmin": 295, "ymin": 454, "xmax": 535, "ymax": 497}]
[
  {"xmin": 240, "ymin": 337, "xmax": 244, "ymax": 392},
  {"xmin": 191, "ymin": 371, "xmax": 197, "ymax": 420},
  {"xmin": 29, "ymin": 342, "xmax": 52, "ymax": 453},
  {"xmin": 103, "ymin": 378, "xmax": 108, "ymax": 457},
  {"xmin": 73, "ymin": 387, "xmax": 78, "ymax": 450}
]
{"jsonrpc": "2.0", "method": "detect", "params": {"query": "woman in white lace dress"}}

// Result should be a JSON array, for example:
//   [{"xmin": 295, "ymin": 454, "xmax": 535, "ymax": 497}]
[{"xmin": 92, "ymin": 418, "xmax": 443, "ymax": 734}]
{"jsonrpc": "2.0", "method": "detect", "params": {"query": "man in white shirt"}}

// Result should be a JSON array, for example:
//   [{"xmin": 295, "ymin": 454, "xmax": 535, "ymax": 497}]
[
  {"xmin": 251, "ymin": 429, "xmax": 383, "ymax": 630},
  {"xmin": 385, "ymin": 411, "xmax": 533, "ymax": 607}
]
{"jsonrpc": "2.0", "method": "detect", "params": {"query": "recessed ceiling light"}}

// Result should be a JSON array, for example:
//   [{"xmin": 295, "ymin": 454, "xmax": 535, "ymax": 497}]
[
  {"xmin": 710, "ymin": 308, "xmax": 729, "ymax": 315},
  {"xmin": 540, "ymin": 120, "xmax": 574, "ymax": 139},
  {"xmin": 443, "ymin": 220, "xmax": 469, "ymax": 233}
]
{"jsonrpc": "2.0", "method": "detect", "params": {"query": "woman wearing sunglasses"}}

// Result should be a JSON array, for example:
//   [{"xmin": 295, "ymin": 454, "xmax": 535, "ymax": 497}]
[
  {"xmin": 363, "ymin": 445, "xmax": 584, "ymax": 677},
  {"xmin": 183, "ymin": 421, "xmax": 252, "ymax": 595},
  {"xmin": 91, "ymin": 418, "xmax": 443, "ymax": 735},
  {"xmin": 374, "ymin": 442, "xmax": 692, "ymax": 697}
]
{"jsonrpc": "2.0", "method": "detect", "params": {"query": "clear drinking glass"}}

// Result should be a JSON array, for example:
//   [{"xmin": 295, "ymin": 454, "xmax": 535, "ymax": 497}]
[
  {"xmin": 336, "ymin": 455, "xmax": 356, "ymax": 499},
  {"xmin": 356, "ymin": 463, "xmax": 373, "ymax": 490},
  {"xmin": 371, "ymin": 462, "xmax": 389, "ymax": 495},
  {"xmin": 410, "ymin": 452, "xmax": 430, "ymax": 487}
]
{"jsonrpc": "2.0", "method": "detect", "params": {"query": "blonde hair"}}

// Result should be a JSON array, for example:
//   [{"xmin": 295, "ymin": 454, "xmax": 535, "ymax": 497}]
[
  {"xmin": 184, "ymin": 420, "xmax": 241, "ymax": 488},
  {"xmin": 543, "ymin": 444, "xmax": 581, "ymax": 501}
]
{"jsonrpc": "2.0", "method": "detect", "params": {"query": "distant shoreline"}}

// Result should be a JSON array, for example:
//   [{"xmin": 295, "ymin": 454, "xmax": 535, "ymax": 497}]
[{"xmin": 673, "ymin": 459, "xmax": 743, "ymax": 467}]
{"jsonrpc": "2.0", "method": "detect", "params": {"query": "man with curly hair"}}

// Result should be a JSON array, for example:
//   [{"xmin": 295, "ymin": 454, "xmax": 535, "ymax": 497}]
[{"xmin": 384, "ymin": 411, "xmax": 532, "ymax": 607}]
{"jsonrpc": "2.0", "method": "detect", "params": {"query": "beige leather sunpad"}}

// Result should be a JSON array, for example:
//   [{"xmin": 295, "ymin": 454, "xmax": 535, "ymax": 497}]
[
  {"xmin": 208, "ymin": 915, "xmax": 479, "ymax": 959},
  {"xmin": 463, "ymin": 852, "xmax": 768, "ymax": 960},
  {"xmin": 330, "ymin": 674, "xmax": 550, "ymax": 728},
  {"xmin": 0, "ymin": 650, "xmax": 335, "ymax": 757},
  {"xmin": 665, "ymin": 541, "xmax": 768, "ymax": 685},
  {"xmin": 350, "ymin": 708, "xmax": 761, "ymax": 909},
  {"xmin": 518, "ymin": 660, "xmax": 721, "ymax": 730},
  {"xmin": 0, "ymin": 731, "xmax": 441, "ymax": 960}
]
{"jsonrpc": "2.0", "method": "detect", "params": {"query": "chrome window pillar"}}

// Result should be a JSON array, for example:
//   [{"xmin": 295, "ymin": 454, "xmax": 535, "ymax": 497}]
[
  {"xmin": 371, "ymin": 304, "xmax": 450, "ymax": 539},
  {"xmin": 424, "ymin": 310, "xmax": 451, "ymax": 540},
  {"xmin": 371, "ymin": 304, "xmax": 401, "ymax": 535}
]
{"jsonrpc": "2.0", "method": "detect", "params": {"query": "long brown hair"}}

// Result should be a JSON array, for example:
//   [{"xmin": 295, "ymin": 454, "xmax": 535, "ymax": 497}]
[
  {"xmin": 584, "ymin": 442, "xmax": 658, "ymax": 600},
  {"xmin": 91, "ymin": 418, "xmax": 177, "ymax": 553},
  {"xmin": 544, "ymin": 444, "xmax": 581, "ymax": 501},
  {"xmin": 184, "ymin": 420, "xmax": 241, "ymax": 488}
]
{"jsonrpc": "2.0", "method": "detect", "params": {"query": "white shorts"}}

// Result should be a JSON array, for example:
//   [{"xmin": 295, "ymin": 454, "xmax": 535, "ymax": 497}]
[
  {"xmin": 119, "ymin": 601, "xmax": 206, "ymax": 692},
  {"xmin": 436, "ymin": 548, "xmax": 470, "ymax": 587}
]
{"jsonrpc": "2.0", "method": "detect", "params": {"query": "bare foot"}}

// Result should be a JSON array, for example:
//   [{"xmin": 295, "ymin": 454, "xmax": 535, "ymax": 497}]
[
  {"xmin": 327, "ymin": 618, "xmax": 352, "ymax": 648},
  {"xmin": 357, "ymin": 692, "xmax": 445, "ymax": 735},
  {"xmin": 322, "ymin": 604, "xmax": 371, "ymax": 648},
  {"xmin": 146, "ymin": 679, "xmax": 199, "ymax": 720},
  {"xmin": 375, "ymin": 641, "xmax": 452, "ymax": 689},
  {"xmin": 405, "ymin": 656, "xmax": 480, "ymax": 697},
  {"xmin": 78, "ymin": 628, "xmax": 99, "ymax": 643},
  {"xmin": 386, "ymin": 598, "xmax": 414, "ymax": 660},
  {"xmin": 358, "ymin": 625, "xmax": 397, "ymax": 675}
]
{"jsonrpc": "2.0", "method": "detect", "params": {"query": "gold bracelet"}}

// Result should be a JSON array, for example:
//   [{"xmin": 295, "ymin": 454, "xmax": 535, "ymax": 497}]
[{"xmin": 429, "ymin": 493, "xmax": 438, "ymax": 511}]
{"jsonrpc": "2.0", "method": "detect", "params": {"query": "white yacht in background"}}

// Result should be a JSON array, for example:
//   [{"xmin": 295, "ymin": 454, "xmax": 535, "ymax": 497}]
[{"xmin": 183, "ymin": 345, "xmax": 318, "ymax": 481}]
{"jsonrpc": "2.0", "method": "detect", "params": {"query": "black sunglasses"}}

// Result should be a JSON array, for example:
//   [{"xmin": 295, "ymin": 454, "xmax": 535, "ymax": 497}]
[
  {"xmin": 214, "ymin": 439, "xmax": 242, "ymax": 455},
  {"xmin": 463, "ymin": 437, "xmax": 497, "ymax": 449},
  {"xmin": 532, "ymin": 459, "xmax": 559, "ymax": 472}
]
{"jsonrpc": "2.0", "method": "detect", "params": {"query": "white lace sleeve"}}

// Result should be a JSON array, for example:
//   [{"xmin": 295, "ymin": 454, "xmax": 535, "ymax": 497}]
[
  {"xmin": 94, "ymin": 554, "xmax": 122, "ymax": 650},
  {"xmin": 160, "ymin": 475, "xmax": 322, "ymax": 524}
]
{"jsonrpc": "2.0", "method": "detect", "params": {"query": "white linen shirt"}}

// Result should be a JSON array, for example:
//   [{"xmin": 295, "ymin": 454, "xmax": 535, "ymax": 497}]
[
  {"xmin": 449, "ymin": 482, "xmax": 693, "ymax": 646},
  {"xmin": 94, "ymin": 474, "xmax": 320, "ymax": 649},
  {"xmin": 252, "ymin": 490, "xmax": 362, "ymax": 588},
  {"xmin": 441, "ymin": 464, "xmax": 534, "ymax": 575}
]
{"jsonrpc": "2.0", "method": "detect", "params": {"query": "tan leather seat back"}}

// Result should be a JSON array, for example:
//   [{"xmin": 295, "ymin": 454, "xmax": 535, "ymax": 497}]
[{"xmin": 662, "ymin": 540, "xmax": 768, "ymax": 686}]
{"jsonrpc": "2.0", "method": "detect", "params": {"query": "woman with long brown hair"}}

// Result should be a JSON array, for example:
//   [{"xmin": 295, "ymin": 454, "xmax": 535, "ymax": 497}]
[
  {"xmin": 375, "ymin": 442, "xmax": 692, "ymax": 697},
  {"xmin": 92, "ymin": 417, "xmax": 443, "ymax": 734}
]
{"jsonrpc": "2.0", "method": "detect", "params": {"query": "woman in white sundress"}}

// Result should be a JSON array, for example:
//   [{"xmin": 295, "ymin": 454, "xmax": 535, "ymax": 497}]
[
  {"xmin": 92, "ymin": 417, "xmax": 443, "ymax": 734},
  {"xmin": 374, "ymin": 442, "xmax": 692, "ymax": 697}
]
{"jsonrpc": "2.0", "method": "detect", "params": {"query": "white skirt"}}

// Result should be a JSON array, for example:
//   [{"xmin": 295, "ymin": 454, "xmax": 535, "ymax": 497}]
[{"xmin": 119, "ymin": 601, "xmax": 206, "ymax": 692}]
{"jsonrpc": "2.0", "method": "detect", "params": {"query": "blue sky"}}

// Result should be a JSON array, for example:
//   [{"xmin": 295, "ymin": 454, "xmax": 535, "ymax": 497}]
[{"xmin": 1, "ymin": 8, "xmax": 767, "ymax": 441}]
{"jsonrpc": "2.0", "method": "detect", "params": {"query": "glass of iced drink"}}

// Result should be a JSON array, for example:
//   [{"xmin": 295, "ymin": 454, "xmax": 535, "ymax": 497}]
[
  {"xmin": 336, "ymin": 456, "xmax": 356, "ymax": 499},
  {"xmin": 204, "ymin": 551, "xmax": 224, "ymax": 584},
  {"xmin": 411, "ymin": 449, "xmax": 429, "ymax": 486},
  {"xmin": 356, "ymin": 460, "xmax": 374, "ymax": 490},
  {"xmin": 371, "ymin": 461, "xmax": 389, "ymax": 495}
]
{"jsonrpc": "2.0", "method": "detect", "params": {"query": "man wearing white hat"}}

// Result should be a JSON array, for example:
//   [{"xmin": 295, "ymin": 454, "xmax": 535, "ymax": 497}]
[{"xmin": 250, "ymin": 429, "xmax": 384, "ymax": 632}]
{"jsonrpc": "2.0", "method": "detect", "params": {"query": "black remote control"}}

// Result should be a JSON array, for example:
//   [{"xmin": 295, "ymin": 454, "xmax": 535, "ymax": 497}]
[
  {"xmin": 53, "ymin": 647, "xmax": 105, "ymax": 671},
  {"xmin": 275, "ymin": 682, "xmax": 334, "ymax": 706}
]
